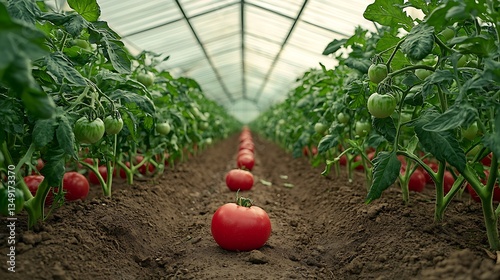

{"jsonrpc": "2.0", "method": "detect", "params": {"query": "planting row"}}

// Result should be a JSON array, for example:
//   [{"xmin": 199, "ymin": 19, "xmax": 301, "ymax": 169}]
[
  {"xmin": 252, "ymin": 0, "xmax": 500, "ymax": 250},
  {"xmin": 0, "ymin": 0, "xmax": 241, "ymax": 227},
  {"xmin": 212, "ymin": 127, "xmax": 272, "ymax": 252}
]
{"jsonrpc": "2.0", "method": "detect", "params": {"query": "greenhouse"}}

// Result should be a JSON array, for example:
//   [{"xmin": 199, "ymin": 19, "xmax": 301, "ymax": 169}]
[{"xmin": 1, "ymin": 0, "xmax": 499, "ymax": 279}]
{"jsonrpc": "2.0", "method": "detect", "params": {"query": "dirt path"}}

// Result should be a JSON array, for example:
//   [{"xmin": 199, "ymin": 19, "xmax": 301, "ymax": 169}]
[{"xmin": 1, "ymin": 134, "xmax": 499, "ymax": 279}]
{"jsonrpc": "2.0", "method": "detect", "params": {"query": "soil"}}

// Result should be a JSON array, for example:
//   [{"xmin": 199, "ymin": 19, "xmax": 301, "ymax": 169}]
[{"xmin": 1, "ymin": 134, "xmax": 500, "ymax": 280}]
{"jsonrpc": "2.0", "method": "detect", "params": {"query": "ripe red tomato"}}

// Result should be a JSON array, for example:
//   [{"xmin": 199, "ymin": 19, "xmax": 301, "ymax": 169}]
[
  {"xmin": 135, "ymin": 155, "xmax": 150, "ymax": 175},
  {"xmin": 225, "ymin": 169, "xmax": 254, "ymax": 191},
  {"xmin": 63, "ymin": 172, "xmax": 90, "ymax": 201},
  {"xmin": 409, "ymin": 169, "xmax": 426, "ymax": 192},
  {"xmin": 24, "ymin": 175, "xmax": 53, "ymax": 204},
  {"xmin": 237, "ymin": 154, "xmax": 255, "ymax": 171},
  {"xmin": 238, "ymin": 148, "xmax": 254, "ymax": 157},
  {"xmin": 88, "ymin": 165, "xmax": 108, "ymax": 185},
  {"xmin": 339, "ymin": 154, "xmax": 347, "ymax": 166},
  {"xmin": 311, "ymin": 146, "xmax": 318, "ymax": 156},
  {"xmin": 211, "ymin": 202, "xmax": 271, "ymax": 251},
  {"xmin": 423, "ymin": 162, "xmax": 439, "ymax": 184},
  {"xmin": 24, "ymin": 175, "xmax": 45, "ymax": 196},
  {"xmin": 467, "ymin": 170, "xmax": 500, "ymax": 202},
  {"xmin": 239, "ymin": 140, "xmax": 254, "ymax": 152},
  {"xmin": 481, "ymin": 153, "xmax": 492, "ymax": 167},
  {"xmin": 119, "ymin": 162, "xmax": 131, "ymax": 179}
]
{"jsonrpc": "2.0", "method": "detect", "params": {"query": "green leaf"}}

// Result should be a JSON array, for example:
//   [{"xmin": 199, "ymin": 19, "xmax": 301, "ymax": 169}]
[
  {"xmin": 482, "ymin": 59, "xmax": 500, "ymax": 81},
  {"xmin": 64, "ymin": 13, "xmax": 88, "ymax": 37},
  {"xmin": 414, "ymin": 111, "xmax": 466, "ymax": 173},
  {"xmin": 7, "ymin": 0, "xmax": 41, "ymax": 26},
  {"xmin": 33, "ymin": 118, "xmax": 57, "ymax": 148},
  {"xmin": 0, "ymin": 97, "xmax": 24, "ymax": 135},
  {"xmin": 373, "ymin": 117, "xmax": 396, "ymax": 142},
  {"xmin": 102, "ymin": 39, "xmax": 131, "ymax": 74},
  {"xmin": 40, "ymin": 149, "xmax": 66, "ymax": 187},
  {"xmin": 67, "ymin": 0, "xmax": 101, "ymax": 22},
  {"xmin": 56, "ymin": 115, "xmax": 77, "ymax": 159},
  {"xmin": 424, "ymin": 2, "xmax": 459, "ymax": 30},
  {"xmin": 421, "ymin": 69, "xmax": 454, "ymax": 99},
  {"xmin": 366, "ymin": 151, "xmax": 401, "ymax": 203},
  {"xmin": 110, "ymin": 89, "xmax": 155, "ymax": 115},
  {"xmin": 344, "ymin": 58, "xmax": 371, "ymax": 74},
  {"xmin": 401, "ymin": 23, "xmax": 435, "ymax": 61},
  {"xmin": 448, "ymin": 35, "xmax": 498, "ymax": 57},
  {"xmin": 363, "ymin": 0, "xmax": 414, "ymax": 32},
  {"xmin": 44, "ymin": 52, "xmax": 87, "ymax": 86},
  {"xmin": 318, "ymin": 134, "xmax": 339, "ymax": 154},
  {"xmin": 322, "ymin": 38, "xmax": 347, "ymax": 55},
  {"xmin": 422, "ymin": 104, "xmax": 478, "ymax": 132},
  {"xmin": 21, "ymin": 89, "xmax": 56, "ymax": 119},
  {"xmin": 346, "ymin": 80, "xmax": 368, "ymax": 109}
]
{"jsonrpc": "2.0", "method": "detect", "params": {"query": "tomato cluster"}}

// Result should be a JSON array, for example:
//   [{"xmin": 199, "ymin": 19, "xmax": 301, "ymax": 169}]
[{"xmin": 212, "ymin": 126, "xmax": 272, "ymax": 252}]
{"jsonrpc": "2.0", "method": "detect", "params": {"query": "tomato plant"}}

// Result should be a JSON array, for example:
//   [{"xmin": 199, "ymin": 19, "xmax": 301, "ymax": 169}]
[
  {"xmin": 225, "ymin": 169, "xmax": 254, "ymax": 191},
  {"xmin": 211, "ymin": 196, "xmax": 271, "ymax": 251}
]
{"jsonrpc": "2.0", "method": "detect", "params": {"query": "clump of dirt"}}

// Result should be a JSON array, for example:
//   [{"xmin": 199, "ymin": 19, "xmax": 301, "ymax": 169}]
[{"xmin": 1, "ymin": 134, "xmax": 499, "ymax": 279}]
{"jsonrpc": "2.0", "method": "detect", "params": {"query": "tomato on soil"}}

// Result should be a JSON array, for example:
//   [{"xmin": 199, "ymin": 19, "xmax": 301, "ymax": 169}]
[
  {"xmin": 211, "ymin": 199, "xmax": 271, "ymax": 251},
  {"xmin": 225, "ymin": 169, "xmax": 254, "ymax": 191},
  {"xmin": 237, "ymin": 154, "xmax": 255, "ymax": 171},
  {"xmin": 63, "ymin": 172, "xmax": 90, "ymax": 201}
]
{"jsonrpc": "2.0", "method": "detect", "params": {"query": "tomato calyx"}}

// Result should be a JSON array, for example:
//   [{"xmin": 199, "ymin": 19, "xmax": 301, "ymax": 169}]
[{"xmin": 236, "ymin": 193, "xmax": 253, "ymax": 207}]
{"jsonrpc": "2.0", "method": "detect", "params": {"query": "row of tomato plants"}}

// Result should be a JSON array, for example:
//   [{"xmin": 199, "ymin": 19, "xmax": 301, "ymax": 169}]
[
  {"xmin": 212, "ymin": 126, "xmax": 272, "ymax": 252},
  {"xmin": 0, "ymin": 0, "xmax": 241, "ymax": 228},
  {"xmin": 252, "ymin": 0, "xmax": 500, "ymax": 250}
]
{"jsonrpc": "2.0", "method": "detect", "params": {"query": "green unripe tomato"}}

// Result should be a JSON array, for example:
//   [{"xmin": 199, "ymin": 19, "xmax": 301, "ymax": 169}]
[
  {"xmin": 74, "ymin": 117, "xmax": 105, "ymax": 144},
  {"xmin": 314, "ymin": 123, "xmax": 328, "ymax": 134},
  {"xmin": 137, "ymin": 72, "xmax": 155, "ymax": 87},
  {"xmin": 457, "ymin": 55, "xmax": 468, "ymax": 67},
  {"xmin": 438, "ymin": 28, "xmax": 454, "ymax": 42},
  {"xmin": 368, "ymin": 64, "xmax": 388, "ymax": 84},
  {"xmin": 462, "ymin": 122, "xmax": 478, "ymax": 141},
  {"xmin": 156, "ymin": 122, "xmax": 171, "ymax": 135},
  {"xmin": 0, "ymin": 187, "xmax": 24, "ymax": 216},
  {"xmin": 415, "ymin": 69, "xmax": 433, "ymax": 80},
  {"xmin": 104, "ymin": 115, "xmax": 124, "ymax": 135},
  {"xmin": 355, "ymin": 121, "xmax": 371, "ymax": 137},
  {"xmin": 337, "ymin": 112, "xmax": 350, "ymax": 124},
  {"xmin": 367, "ymin": 93, "xmax": 397, "ymax": 119},
  {"xmin": 73, "ymin": 39, "xmax": 91, "ymax": 50}
]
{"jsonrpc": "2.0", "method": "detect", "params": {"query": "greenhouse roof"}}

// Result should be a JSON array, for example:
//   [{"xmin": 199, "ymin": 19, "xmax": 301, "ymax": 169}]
[{"xmin": 52, "ymin": 0, "xmax": 378, "ymax": 122}]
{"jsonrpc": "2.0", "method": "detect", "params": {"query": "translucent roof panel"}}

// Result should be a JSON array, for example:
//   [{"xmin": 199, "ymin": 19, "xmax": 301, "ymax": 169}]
[{"xmin": 47, "ymin": 0, "xmax": 379, "ymax": 122}]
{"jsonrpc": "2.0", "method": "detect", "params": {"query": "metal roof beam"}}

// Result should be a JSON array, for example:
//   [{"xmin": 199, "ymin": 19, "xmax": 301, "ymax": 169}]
[
  {"xmin": 173, "ymin": 0, "xmax": 234, "ymax": 103},
  {"xmin": 240, "ymin": 0, "xmax": 247, "ymax": 98},
  {"xmin": 253, "ymin": 0, "xmax": 309, "ymax": 103}
]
